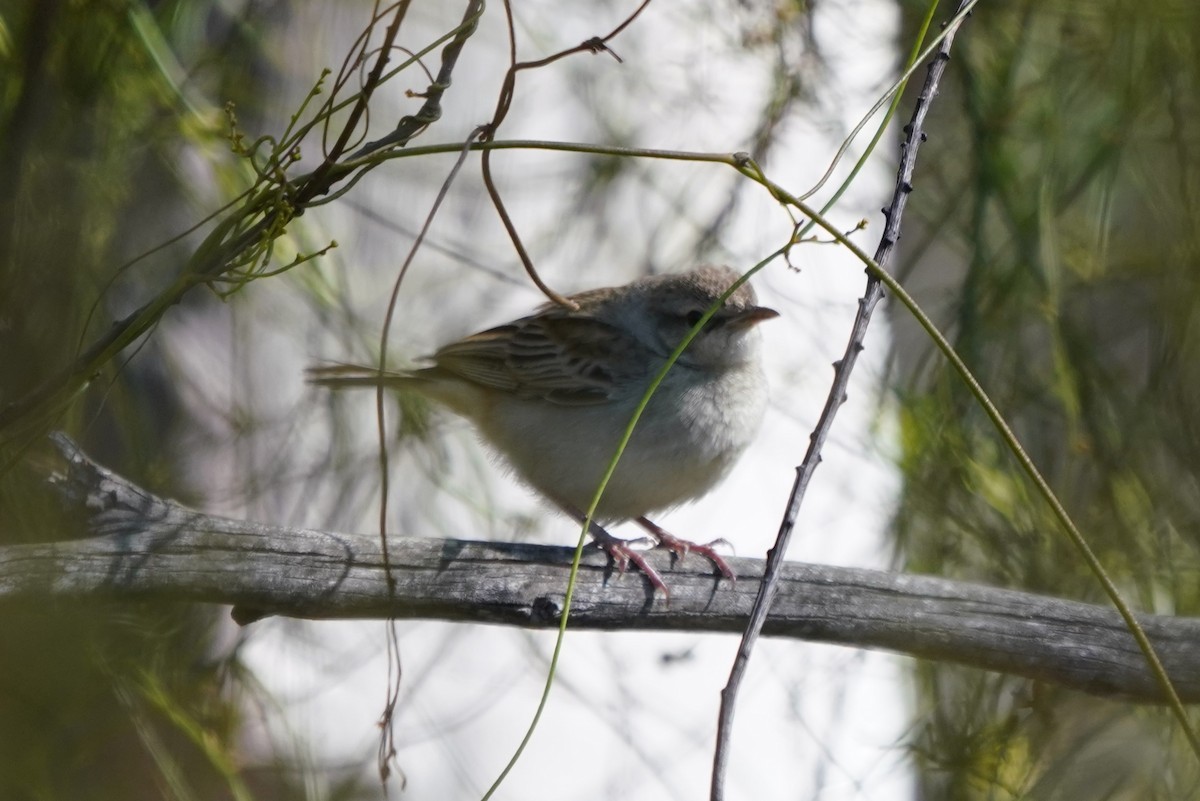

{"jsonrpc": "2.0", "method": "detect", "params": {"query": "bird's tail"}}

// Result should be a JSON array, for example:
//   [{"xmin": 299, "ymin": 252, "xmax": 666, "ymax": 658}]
[{"xmin": 305, "ymin": 363, "xmax": 416, "ymax": 389}]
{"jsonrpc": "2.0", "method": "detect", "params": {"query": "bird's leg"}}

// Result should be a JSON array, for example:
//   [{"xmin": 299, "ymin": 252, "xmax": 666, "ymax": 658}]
[
  {"xmin": 559, "ymin": 504, "xmax": 669, "ymax": 597},
  {"xmin": 635, "ymin": 516, "xmax": 736, "ymax": 582}
]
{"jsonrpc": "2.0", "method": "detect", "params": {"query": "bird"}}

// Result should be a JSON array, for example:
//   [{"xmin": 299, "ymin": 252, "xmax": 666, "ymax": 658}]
[{"xmin": 308, "ymin": 265, "xmax": 778, "ymax": 596}]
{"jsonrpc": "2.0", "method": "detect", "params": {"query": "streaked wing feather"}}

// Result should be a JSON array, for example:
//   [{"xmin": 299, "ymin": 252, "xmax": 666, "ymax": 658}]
[
  {"xmin": 430, "ymin": 326, "xmax": 522, "ymax": 392},
  {"xmin": 431, "ymin": 313, "xmax": 651, "ymax": 405}
]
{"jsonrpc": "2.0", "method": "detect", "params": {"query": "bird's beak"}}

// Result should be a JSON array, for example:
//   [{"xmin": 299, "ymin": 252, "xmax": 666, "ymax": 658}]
[{"xmin": 729, "ymin": 305, "xmax": 780, "ymax": 328}]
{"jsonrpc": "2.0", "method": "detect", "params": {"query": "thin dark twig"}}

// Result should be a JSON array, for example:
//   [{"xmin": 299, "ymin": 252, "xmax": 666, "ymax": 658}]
[
  {"xmin": 710, "ymin": 4, "xmax": 974, "ymax": 800},
  {"xmin": 320, "ymin": 0, "xmax": 390, "ymax": 157},
  {"xmin": 352, "ymin": 6, "xmax": 487, "ymax": 786},
  {"xmin": 371, "ymin": 125, "xmax": 486, "ymax": 784},
  {"xmin": 313, "ymin": 2, "xmax": 409, "ymax": 188},
  {"xmin": 349, "ymin": 0, "xmax": 485, "ymax": 159},
  {"xmin": 0, "ymin": 2, "xmax": 471, "ymax": 450},
  {"xmin": 479, "ymin": 0, "xmax": 653, "ymax": 309}
]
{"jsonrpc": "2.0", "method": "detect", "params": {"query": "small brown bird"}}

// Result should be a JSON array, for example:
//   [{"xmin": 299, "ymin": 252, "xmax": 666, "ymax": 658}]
[{"xmin": 309, "ymin": 265, "xmax": 778, "ymax": 595}]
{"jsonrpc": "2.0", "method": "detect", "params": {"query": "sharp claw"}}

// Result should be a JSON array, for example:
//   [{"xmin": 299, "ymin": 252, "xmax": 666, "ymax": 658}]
[
  {"xmin": 589, "ymin": 531, "xmax": 670, "ymax": 598},
  {"xmin": 635, "ymin": 517, "xmax": 737, "ymax": 582},
  {"xmin": 620, "ymin": 549, "xmax": 670, "ymax": 600},
  {"xmin": 557, "ymin": 503, "xmax": 671, "ymax": 597},
  {"xmin": 704, "ymin": 536, "xmax": 733, "ymax": 552},
  {"xmin": 607, "ymin": 544, "xmax": 630, "ymax": 575}
]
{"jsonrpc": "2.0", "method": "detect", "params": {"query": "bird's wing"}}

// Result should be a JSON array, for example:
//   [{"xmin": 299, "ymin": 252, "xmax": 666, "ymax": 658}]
[{"xmin": 430, "ymin": 313, "xmax": 654, "ymax": 405}]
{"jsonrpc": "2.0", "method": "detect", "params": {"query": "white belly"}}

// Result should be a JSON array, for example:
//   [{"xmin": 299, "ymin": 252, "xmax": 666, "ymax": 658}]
[{"xmin": 476, "ymin": 363, "xmax": 768, "ymax": 520}]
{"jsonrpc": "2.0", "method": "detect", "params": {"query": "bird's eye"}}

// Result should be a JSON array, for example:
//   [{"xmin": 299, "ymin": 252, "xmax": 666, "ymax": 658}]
[{"xmin": 685, "ymin": 309, "xmax": 705, "ymax": 327}]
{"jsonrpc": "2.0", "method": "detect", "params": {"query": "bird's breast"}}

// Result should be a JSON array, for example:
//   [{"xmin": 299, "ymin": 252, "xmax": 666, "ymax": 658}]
[{"xmin": 473, "ymin": 362, "xmax": 768, "ymax": 519}]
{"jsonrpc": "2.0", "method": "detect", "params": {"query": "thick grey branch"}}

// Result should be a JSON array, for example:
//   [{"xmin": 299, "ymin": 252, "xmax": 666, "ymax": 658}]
[{"xmin": 4, "ymin": 434, "xmax": 1198, "ymax": 705}]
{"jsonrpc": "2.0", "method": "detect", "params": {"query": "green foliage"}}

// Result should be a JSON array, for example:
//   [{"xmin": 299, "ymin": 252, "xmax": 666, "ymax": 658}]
[
  {"xmin": 0, "ymin": 2, "xmax": 321, "ymax": 798},
  {"xmin": 893, "ymin": 0, "xmax": 1200, "ymax": 796}
]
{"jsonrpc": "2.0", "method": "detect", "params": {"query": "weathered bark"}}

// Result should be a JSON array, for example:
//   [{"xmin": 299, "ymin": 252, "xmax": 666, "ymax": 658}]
[{"xmin": 3, "ymin": 435, "xmax": 1197, "ymax": 704}]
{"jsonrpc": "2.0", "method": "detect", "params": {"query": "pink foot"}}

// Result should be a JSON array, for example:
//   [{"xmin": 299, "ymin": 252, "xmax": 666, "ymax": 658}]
[
  {"xmin": 636, "ymin": 516, "xmax": 736, "ymax": 582},
  {"xmin": 556, "ymin": 501, "xmax": 671, "ymax": 597},
  {"xmin": 588, "ymin": 526, "xmax": 670, "ymax": 599}
]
